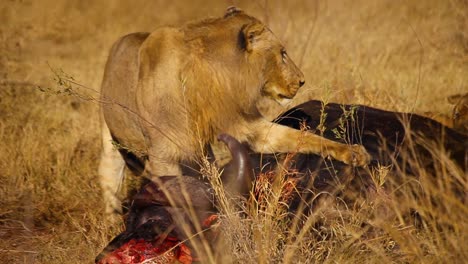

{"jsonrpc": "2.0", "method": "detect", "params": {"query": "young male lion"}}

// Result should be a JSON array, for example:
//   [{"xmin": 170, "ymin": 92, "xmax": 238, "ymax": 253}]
[{"xmin": 99, "ymin": 7, "xmax": 370, "ymax": 215}]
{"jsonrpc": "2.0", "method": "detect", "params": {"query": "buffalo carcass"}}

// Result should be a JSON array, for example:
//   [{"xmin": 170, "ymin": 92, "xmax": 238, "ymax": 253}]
[
  {"xmin": 258, "ymin": 100, "xmax": 466, "ymax": 216},
  {"xmin": 96, "ymin": 134, "xmax": 253, "ymax": 264}
]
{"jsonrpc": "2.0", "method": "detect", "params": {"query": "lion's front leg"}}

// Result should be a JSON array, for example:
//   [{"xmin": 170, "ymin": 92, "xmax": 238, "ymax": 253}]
[{"xmin": 248, "ymin": 119, "xmax": 371, "ymax": 167}]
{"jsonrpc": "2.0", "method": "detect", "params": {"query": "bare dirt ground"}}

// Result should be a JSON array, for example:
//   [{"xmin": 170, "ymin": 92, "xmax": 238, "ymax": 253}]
[{"xmin": 1, "ymin": 0, "xmax": 467, "ymax": 263}]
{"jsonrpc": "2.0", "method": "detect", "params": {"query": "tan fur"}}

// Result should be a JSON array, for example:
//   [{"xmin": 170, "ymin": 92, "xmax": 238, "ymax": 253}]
[
  {"xmin": 422, "ymin": 93, "xmax": 468, "ymax": 134},
  {"xmin": 448, "ymin": 93, "xmax": 468, "ymax": 134},
  {"xmin": 98, "ymin": 8, "xmax": 370, "ymax": 215}
]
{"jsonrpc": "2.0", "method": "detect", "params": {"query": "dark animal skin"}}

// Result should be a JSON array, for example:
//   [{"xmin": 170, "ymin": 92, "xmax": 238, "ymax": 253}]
[
  {"xmin": 218, "ymin": 133, "xmax": 254, "ymax": 196},
  {"xmin": 273, "ymin": 100, "xmax": 466, "ymax": 170},
  {"xmin": 256, "ymin": 100, "xmax": 467, "ymax": 215}
]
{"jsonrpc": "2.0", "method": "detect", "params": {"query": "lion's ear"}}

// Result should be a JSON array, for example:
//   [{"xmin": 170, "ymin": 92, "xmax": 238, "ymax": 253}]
[
  {"xmin": 224, "ymin": 6, "xmax": 243, "ymax": 18},
  {"xmin": 241, "ymin": 22, "xmax": 266, "ymax": 52}
]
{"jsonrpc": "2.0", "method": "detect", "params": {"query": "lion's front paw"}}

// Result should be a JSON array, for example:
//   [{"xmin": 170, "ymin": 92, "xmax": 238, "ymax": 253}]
[{"xmin": 342, "ymin": 144, "xmax": 371, "ymax": 167}]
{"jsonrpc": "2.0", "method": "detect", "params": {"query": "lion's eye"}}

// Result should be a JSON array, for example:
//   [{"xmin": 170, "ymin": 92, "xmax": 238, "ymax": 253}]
[{"xmin": 281, "ymin": 49, "xmax": 287, "ymax": 62}]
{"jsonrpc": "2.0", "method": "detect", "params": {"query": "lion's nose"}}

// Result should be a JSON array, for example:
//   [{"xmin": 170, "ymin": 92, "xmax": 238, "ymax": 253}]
[{"xmin": 299, "ymin": 80, "xmax": 305, "ymax": 87}]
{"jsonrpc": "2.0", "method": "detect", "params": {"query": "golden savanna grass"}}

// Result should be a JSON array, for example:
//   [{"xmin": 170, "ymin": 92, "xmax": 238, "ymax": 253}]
[{"xmin": 1, "ymin": 0, "xmax": 467, "ymax": 263}]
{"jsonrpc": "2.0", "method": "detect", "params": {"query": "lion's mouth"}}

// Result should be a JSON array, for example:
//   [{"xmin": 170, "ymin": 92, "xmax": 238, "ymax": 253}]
[{"xmin": 261, "ymin": 83, "xmax": 296, "ymax": 106}]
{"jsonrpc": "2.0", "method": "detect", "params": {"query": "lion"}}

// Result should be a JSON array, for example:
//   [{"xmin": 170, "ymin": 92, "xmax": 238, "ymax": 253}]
[{"xmin": 98, "ymin": 7, "xmax": 371, "ymax": 215}]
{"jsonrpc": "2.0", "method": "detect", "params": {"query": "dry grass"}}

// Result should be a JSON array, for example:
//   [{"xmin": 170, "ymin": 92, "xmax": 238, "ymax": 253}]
[{"xmin": 1, "ymin": 0, "xmax": 467, "ymax": 263}]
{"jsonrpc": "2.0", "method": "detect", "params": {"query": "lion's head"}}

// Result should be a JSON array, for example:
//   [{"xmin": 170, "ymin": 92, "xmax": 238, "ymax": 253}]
[{"xmin": 235, "ymin": 12, "xmax": 305, "ymax": 106}]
